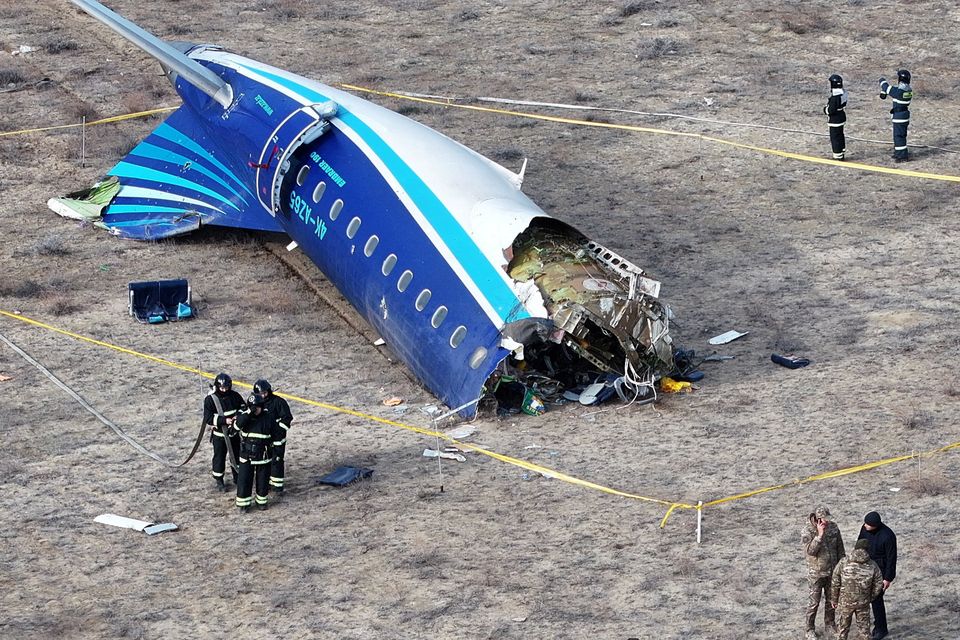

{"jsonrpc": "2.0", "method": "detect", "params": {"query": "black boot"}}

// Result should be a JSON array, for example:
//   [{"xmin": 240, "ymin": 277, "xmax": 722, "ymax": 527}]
[
  {"xmin": 257, "ymin": 502, "xmax": 269, "ymax": 511},
  {"xmin": 215, "ymin": 477, "xmax": 226, "ymax": 492}
]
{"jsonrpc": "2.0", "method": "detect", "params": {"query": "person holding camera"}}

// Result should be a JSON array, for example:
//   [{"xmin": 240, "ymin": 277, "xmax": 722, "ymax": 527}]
[{"xmin": 802, "ymin": 506, "xmax": 846, "ymax": 639}]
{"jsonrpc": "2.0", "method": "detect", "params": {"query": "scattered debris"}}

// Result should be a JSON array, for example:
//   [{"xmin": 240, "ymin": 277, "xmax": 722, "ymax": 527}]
[
  {"xmin": 444, "ymin": 424, "xmax": 477, "ymax": 439},
  {"xmin": 670, "ymin": 347, "xmax": 704, "ymax": 382},
  {"xmin": 128, "ymin": 278, "xmax": 195, "ymax": 324},
  {"xmin": 95, "ymin": 513, "xmax": 177, "ymax": 535},
  {"xmin": 889, "ymin": 487, "xmax": 901, "ymax": 492},
  {"xmin": 659, "ymin": 377, "xmax": 692, "ymax": 393},
  {"xmin": 420, "ymin": 404, "xmax": 444, "ymax": 418},
  {"xmin": 383, "ymin": 396, "xmax": 404, "ymax": 406},
  {"xmin": 422, "ymin": 448, "xmax": 466, "ymax": 462},
  {"xmin": 702, "ymin": 354, "xmax": 735, "ymax": 362},
  {"xmin": 771, "ymin": 353, "xmax": 810, "ymax": 369},
  {"xmin": 317, "ymin": 466, "xmax": 374, "ymax": 486},
  {"xmin": 708, "ymin": 330, "xmax": 748, "ymax": 345},
  {"xmin": 11, "ymin": 45, "xmax": 38, "ymax": 56},
  {"xmin": 144, "ymin": 523, "xmax": 178, "ymax": 535},
  {"xmin": 373, "ymin": 337, "xmax": 386, "ymax": 346},
  {"xmin": 0, "ymin": 374, "xmax": 12, "ymax": 382}
]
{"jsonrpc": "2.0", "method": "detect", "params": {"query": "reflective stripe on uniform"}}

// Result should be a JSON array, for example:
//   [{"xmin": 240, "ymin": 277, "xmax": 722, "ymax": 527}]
[
  {"xmin": 272, "ymin": 439, "xmax": 286, "ymax": 446},
  {"xmin": 236, "ymin": 496, "xmax": 252, "ymax": 506},
  {"xmin": 894, "ymin": 145, "xmax": 908, "ymax": 150},
  {"xmin": 241, "ymin": 432, "xmax": 271, "ymax": 439},
  {"xmin": 252, "ymin": 459, "xmax": 271, "ymax": 465},
  {"xmin": 828, "ymin": 122, "xmax": 844, "ymax": 127},
  {"xmin": 892, "ymin": 118, "xmax": 910, "ymax": 123},
  {"xmin": 277, "ymin": 422, "xmax": 289, "ymax": 431},
  {"xmin": 255, "ymin": 494, "xmax": 268, "ymax": 504},
  {"xmin": 211, "ymin": 470, "xmax": 224, "ymax": 478}
]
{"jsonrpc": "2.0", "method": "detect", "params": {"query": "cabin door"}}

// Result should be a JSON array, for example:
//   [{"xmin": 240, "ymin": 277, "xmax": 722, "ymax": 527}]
[{"xmin": 254, "ymin": 103, "xmax": 335, "ymax": 215}]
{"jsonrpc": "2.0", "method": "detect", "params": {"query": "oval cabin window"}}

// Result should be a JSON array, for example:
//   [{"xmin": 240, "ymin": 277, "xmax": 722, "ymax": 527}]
[
  {"xmin": 312, "ymin": 181, "xmax": 326, "ymax": 203},
  {"xmin": 329, "ymin": 199, "xmax": 343, "ymax": 221},
  {"xmin": 415, "ymin": 289, "xmax": 431, "ymax": 312},
  {"xmin": 397, "ymin": 270, "xmax": 413, "ymax": 293},
  {"xmin": 469, "ymin": 347, "xmax": 487, "ymax": 369},
  {"xmin": 346, "ymin": 217, "xmax": 361, "ymax": 239},
  {"xmin": 450, "ymin": 325, "xmax": 467, "ymax": 348},
  {"xmin": 296, "ymin": 165, "xmax": 309, "ymax": 186},
  {"xmin": 364, "ymin": 236, "xmax": 379, "ymax": 257},
  {"xmin": 382, "ymin": 254, "xmax": 397, "ymax": 276},
  {"xmin": 431, "ymin": 306, "xmax": 448, "ymax": 328}
]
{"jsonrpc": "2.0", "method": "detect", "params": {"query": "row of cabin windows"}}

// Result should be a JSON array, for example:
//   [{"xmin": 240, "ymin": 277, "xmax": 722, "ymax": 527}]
[{"xmin": 297, "ymin": 167, "xmax": 487, "ymax": 364}]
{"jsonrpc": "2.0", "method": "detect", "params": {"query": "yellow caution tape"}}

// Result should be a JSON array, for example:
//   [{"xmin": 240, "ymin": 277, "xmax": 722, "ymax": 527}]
[
  {"xmin": 0, "ymin": 309, "xmax": 685, "ymax": 511},
  {"xmin": 339, "ymin": 84, "xmax": 960, "ymax": 184},
  {"xmin": 3, "ymin": 309, "xmax": 958, "ymax": 526},
  {"xmin": 0, "ymin": 107, "xmax": 177, "ymax": 137}
]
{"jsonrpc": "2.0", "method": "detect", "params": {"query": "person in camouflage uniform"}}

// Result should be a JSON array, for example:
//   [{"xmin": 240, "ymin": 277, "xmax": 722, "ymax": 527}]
[
  {"xmin": 802, "ymin": 506, "xmax": 845, "ymax": 638},
  {"xmin": 831, "ymin": 539, "xmax": 884, "ymax": 640}
]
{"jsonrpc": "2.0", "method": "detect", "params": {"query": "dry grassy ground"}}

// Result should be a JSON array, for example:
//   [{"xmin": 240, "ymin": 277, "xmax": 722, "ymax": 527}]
[{"xmin": 2, "ymin": 1, "xmax": 959, "ymax": 638}]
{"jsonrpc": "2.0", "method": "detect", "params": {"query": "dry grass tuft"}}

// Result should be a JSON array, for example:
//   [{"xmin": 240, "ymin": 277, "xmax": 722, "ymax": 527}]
[
  {"xmin": 121, "ymin": 91, "xmax": 155, "ymax": 115},
  {"xmin": 45, "ymin": 38, "xmax": 79, "ymax": 54},
  {"xmin": 782, "ymin": 14, "xmax": 832, "ymax": 35},
  {"xmin": 0, "ymin": 68, "xmax": 25, "ymax": 86},
  {"xmin": 635, "ymin": 37, "xmax": 682, "ymax": 61},
  {"xmin": 903, "ymin": 409, "xmax": 934, "ymax": 430},
  {"xmin": 620, "ymin": 1, "xmax": 656, "ymax": 18},
  {"xmin": 48, "ymin": 297, "xmax": 81, "ymax": 316},
  {"xmin": 907, "ymin": 467, "xmax": 950, "ymax": 496},
  {"xmin": 25, "ymin": 233, "xmax": 71, "ymax": 257},
  {"xmin": 67, "ymin": 100, "xmax": 100, "ymax": 122}
]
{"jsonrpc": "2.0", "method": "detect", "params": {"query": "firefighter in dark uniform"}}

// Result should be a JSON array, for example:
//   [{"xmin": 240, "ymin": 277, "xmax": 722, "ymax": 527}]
[
  {"xmin": 203, "ymin": 373, "xmax": 245, "ymax": 492},
  {"xmin": 253, "ymin": 379, "xmax": 294, "ymax": 494},
  {"xmin": 234, "ymin": 393, "xmax": 278, "ymax": 512},
  {"xmin": 824, "ymin": 74, "xmax": 848, "ymax": 160},
  {"xmin": 879, "ymin": 70, "xmax": 913, "ymax": 162}
]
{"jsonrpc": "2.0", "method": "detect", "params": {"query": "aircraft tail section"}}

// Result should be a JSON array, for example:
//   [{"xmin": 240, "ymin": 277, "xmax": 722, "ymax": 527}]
[{"xmin": 49, "ymin": 105, "xmax": 282, "ymax": 239}]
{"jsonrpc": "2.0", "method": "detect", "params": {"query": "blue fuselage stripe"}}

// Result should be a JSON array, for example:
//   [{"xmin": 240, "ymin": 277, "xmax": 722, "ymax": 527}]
[
  {"xmin": 109, "ymin": 161, "xmax": 241, "ymax": 212},
  {"xmin": 153, "ymin": 122, "xmax": 255, "ymax": 199},
  {"xmin": 131, "ymin": 142, "xmax": 246, "ymax": 203},
  {"xmin": 236, "ymin": 64, "xmax": 528, "ymax": 323}
]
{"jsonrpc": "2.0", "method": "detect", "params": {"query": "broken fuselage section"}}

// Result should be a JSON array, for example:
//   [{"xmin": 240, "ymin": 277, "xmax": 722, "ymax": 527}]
[
  {"xmin": 491, "ymin": 220, "xmax": 673, "ymax": 410},
  {"xmin": 55, "ymin": 0, "xmax": 676, "ymax": 417}
]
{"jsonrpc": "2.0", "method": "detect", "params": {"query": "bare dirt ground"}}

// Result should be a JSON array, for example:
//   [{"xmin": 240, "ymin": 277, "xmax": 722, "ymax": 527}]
[{"xmin": 2, "ymin": 1, "xmax": 959, "ymax": 638}]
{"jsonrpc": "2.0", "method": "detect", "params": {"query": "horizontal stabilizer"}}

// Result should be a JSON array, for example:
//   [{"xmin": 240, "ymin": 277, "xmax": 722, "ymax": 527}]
[{"xmin": 49, "ymin": 106, "xmax": 282, "ymax": 240}]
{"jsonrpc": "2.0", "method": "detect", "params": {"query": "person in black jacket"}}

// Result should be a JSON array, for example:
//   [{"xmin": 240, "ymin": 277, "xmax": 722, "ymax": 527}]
[
  {"xmin": 824, "ymin": 74, "xmax": 848, "ymax": 160},
  {"xmin": 879, "ymin": 70, "xmax": 913, "ymax": 162},
  {"xmin": 203, "ymin": 373, "xmax": 246, "ymax": 492},
  {"xmin": 234, "ymin": 393, "xmax": 279, "ymax": 512},
  {"xmin": 858, "ymin": 511, "xmax": 897, "ymax": 640},
  {"xmin": 253, "ymin": 379, "xmax": 294, "ymax": 495}
]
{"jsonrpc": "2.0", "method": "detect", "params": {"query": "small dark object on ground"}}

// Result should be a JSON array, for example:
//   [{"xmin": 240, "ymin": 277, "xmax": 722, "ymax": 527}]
[
  {"xmin": 318, "ymin": 466, "xmax": 374, "ymax": 487},
  {"xmin": 771, "ymin": 353, "xmax": 810, "ymax": 369}
]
